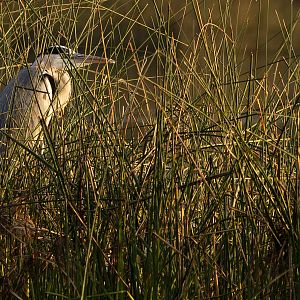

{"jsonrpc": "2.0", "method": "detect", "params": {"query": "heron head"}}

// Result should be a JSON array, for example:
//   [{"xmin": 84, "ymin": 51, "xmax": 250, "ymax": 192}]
[{"xmin": 33, "ymin": 45, "xmax": 115, "ymax": 70}]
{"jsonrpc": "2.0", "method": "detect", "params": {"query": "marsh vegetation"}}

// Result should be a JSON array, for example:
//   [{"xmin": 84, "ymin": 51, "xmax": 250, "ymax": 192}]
[{"xmin": 0, "ymin": 0, "xmax": 299, "ymax": 299}]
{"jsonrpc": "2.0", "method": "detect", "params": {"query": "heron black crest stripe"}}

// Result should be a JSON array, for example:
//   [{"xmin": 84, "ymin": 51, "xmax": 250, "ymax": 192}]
[{"xmin": 40, "ymin": 45, "xmax": 73, "ymax": 56}]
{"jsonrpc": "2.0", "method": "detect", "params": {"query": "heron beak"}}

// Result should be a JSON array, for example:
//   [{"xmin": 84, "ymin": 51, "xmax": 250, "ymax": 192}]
[{"xmin": 73, "ymin": 53, "xmax": 115, "ymax": 67}]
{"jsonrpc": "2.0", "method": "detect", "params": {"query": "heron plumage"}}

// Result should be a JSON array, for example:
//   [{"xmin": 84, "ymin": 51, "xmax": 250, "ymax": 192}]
[
  {"xmin": 0, "ymin": 45, "xmax": 114, "ymax": 149},
  {"xmin": 0, "ymin": 65, "xmax": 70, "ymax": 142}
]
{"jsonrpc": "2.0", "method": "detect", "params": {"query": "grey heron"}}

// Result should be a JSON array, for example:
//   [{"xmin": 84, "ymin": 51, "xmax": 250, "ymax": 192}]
[{"xmin": 0, "ymin": 45, "xmax": 114, "ymax": 149}]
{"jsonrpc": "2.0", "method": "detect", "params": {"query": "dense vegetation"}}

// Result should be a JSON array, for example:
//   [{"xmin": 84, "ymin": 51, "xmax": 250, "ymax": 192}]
[{"xmin": 0, "ymin": 1, "xmax": 299, "ymax": 299}]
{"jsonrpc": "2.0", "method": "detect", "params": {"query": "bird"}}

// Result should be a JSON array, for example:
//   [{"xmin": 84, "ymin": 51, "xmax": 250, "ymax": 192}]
[{"xmin": 0, "ymin": 45, "xmax": 114, "ymax": 150}]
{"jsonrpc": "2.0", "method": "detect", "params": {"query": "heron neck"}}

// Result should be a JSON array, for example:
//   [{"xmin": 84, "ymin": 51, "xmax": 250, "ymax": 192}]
[{"xmin": 50, "ymin": 69, "xmax": 72, "ymax": 111}]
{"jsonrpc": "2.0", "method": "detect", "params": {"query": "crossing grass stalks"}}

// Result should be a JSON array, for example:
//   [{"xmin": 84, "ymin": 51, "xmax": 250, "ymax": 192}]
[{"xmin": 0, "ymin": 0, "xmax": 299, "ymax": 299}]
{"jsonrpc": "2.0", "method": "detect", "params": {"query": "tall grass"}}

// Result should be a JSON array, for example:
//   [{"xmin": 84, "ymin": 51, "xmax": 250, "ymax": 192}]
[{"xmin": 0, "ymin": 0, "xmax": 299, "ymax": 299}]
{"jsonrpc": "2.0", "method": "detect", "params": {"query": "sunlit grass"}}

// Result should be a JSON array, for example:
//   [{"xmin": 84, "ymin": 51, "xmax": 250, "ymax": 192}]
[{"xmin": 0, "ymin": 0, "xmax": 299, "ymax": 299}]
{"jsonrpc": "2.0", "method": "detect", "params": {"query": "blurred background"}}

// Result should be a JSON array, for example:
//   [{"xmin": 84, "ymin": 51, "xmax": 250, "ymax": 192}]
[
  {"xmin": 1, "ymin": 0, "xmax": 300, "ymax": 131},
  {"xmin": 2, "ymin": 0, "xmax": 300, "ymax": 75}
]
